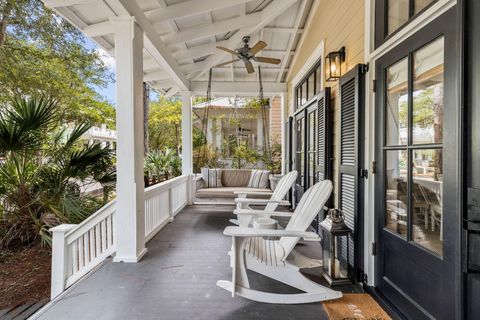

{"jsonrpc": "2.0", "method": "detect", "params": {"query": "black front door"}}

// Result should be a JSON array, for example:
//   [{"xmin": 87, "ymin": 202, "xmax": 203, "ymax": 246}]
[
  {"xmin": 375, "ymin": 9, "xmax": 461, "ymax": 320},
  {"xmin": 294, "ymin": 111, "xmax": 305, "ymax": 203}
]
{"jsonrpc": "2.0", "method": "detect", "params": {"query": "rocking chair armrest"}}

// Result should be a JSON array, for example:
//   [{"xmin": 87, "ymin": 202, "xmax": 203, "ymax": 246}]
[
  {"xmin": 223, "ymin": 226, "xmax": 320, "ymax": 241},
  {"xmin": 234, "ymin": 198, "xmax": 283, "ymax": 205},
  {"xmin": 194, "ymin": 175, "xmax": 203, "ymax": 181},
  {"xmin": 233, "ymin": 209, "xmax": 293, "ymax": 218}
]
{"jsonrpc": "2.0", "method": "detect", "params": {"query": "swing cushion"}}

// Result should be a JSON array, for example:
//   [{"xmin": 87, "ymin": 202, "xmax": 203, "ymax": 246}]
[
  {"xmin": 201, "ymin": 168, "xmax": 223, "ymax": 188},
  {"xmin": 247, "ymin": 170, "xmax": 270, "ymax": 189}
]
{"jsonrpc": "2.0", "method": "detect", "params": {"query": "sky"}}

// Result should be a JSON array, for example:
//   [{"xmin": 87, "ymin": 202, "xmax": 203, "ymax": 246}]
[
  {"xmin": 83, "ymin": 38, "xmax": 116, "ymax": 104},
  {"xmin": 83, "ymin": 38, "xmax": 159, "ymax": 106}
]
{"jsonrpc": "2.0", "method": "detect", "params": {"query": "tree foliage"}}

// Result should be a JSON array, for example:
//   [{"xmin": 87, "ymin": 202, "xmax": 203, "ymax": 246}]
[
  {"xmin": 148, "ymin": 96, "xmax": 182, "ymax": 153},
  {"xmin": 0, "ymin": 0, "xmax": 115, "ymax": 127},
  {"xmin": 0, "ymin": 96, "xmax": 115, "ymax": 248}
]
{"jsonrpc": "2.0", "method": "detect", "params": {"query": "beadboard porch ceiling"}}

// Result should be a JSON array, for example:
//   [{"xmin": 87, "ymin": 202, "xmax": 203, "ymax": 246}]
[{"xmin": 42, "ymin": 0, "xmax": 316, "ymax": 97}]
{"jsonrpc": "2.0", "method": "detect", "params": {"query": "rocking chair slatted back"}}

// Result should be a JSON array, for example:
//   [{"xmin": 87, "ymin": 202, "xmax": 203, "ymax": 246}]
[
  {"xmin": 265, "ymin": 171, "xmax": 298, "ymax": 211},
  {"xmin": 279, "ymin": 180, "xmax": 333, "ymax": 258}
]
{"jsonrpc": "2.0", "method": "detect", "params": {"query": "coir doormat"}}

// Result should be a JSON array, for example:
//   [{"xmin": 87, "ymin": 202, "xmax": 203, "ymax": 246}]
[{"xmin": 322, "ymin": 293, "xmax": 391, "ymax": 320}]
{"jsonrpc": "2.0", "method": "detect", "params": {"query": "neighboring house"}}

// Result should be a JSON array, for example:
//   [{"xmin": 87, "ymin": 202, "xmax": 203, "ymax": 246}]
[
  {"xmin": 192, "ymin": 96, "xmax": 282, "ymax": 155},
  {"xmin": 80, "ymin": 124, "xmax": 117, "ymax": 149}
]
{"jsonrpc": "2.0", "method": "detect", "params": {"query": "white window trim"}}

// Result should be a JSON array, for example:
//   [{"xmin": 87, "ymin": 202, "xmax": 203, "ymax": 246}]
[{"xmin": 289, "ymin": 40, "xmax": 325, "ymax": 113}]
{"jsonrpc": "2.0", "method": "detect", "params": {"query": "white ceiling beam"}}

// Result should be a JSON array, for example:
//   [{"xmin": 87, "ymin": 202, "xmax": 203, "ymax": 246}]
[
  {"xmin": 144, "ymin": 70, "xmax": 169, "ymax": 81},
  {"xmin": 161, "ymin": 13, "xmax": 261, "ymax": 46},
  {"xmin": 190, "ymin": 81, "xmax": 287, "ymax": 96},
  {"xmin": 83, "ymin": 20, "xmax": 113, "ymax": 37},
  {"xmin": 43, "ymin": 0, "xmax": 96, "ymax": 8},
  {"xmin": 276, "ymin": 0, "xmax": 308, "ymax": 83},
  {"xmin": 173, "ymin": 42, "xmax": 294, "ymax": 61},
  {"xmin": 192, "ymin": 0, "xmax": 300, "ymax": 81},
  {"xmin": 151, "ymin": 79, "xmax": 174, "ymax": 88},
  {"xmin": 171, "ymin": 40, "xmax": 229, "ymax": 60},
  {"xmin": 117, "ymin": 0, "xmax": 190, "ymax": 91},
  {"xmin": 263, "ymin": 27, "xmax": 304, "ymax": 34},
  {"xmin": 165, "ymin": 87, "xmax": 179, "ymax": 97},
  {"xmin": 146, "ymin": 0, "xmax": 251, "ymax": 23}
]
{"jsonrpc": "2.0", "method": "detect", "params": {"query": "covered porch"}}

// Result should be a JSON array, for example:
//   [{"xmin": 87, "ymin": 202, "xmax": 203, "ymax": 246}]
[{"xmin": 35, "ymin": 204, "xmax": 359, "ymax": 320}]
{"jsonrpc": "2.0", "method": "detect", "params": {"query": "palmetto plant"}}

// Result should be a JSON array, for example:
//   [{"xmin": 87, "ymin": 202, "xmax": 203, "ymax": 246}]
[
  {"xmin": 0, "ymin": 96, "xmax": 115, "ymax": 248},
  {"xmin": 144, "ymin": 148, "xmax": 181, "ymax": 185}
]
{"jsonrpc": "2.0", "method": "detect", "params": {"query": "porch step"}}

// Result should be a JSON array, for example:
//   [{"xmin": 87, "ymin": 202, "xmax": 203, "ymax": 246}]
[{"xmin": 0, "ymin": 299, "xmax": 48, "ymax": 320}]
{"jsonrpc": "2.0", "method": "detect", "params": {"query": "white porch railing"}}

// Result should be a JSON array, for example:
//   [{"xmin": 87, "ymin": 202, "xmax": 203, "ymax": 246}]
[{"xmin": 50, "ymin": 175, "xmax": 191, "ymax": 299}]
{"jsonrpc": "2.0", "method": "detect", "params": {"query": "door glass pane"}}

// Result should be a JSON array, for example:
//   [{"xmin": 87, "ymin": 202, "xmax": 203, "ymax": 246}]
[
  {"xmin": 412, "ymin": 149, "xmax": 443, "ymax": 255},
  {"xmin": 296, "ymin": 88, "xmax": 301, "ymax": 109},
  {"xmin": 316, "ymin": 66, "xmax": 322, "ymax": 94},
  {"xmin": 385, "ymin": 149, "xmax": 408, "ymax": 236},
  {"xmin": 296, "ymin": 119, "xmax": 304, "ymax": 187},
  {"xmin": 387, "ymin": 0, "xmax": 409, "ymax": 35},
  {"xmin": 413, "ymin": 37, "xmax": 444, "ymax": 144},
  {"xmin": 308, "ymin": 74, "xmax": 315, "ymax": 101},
  {"xmin": 386, "ymin": 58, "xmax": 408, "ymax": 146},
  {"xmin": 414, "ymin": 0, "xmax": 435, "ymax": 14},
  {"xmin": 301, "ymin": 82, "xmax": 307, "ymax": 105}
]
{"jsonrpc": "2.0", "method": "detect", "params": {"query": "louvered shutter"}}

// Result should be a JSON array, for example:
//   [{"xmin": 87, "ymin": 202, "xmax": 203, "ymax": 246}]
[
  {"xmin": 317, "ymin": 88, "xmax": 332, "ymax": 183},
  {"xmin": 338, "ymin": 64, "xmax": 366, "ymax": 281},
  {"xmin": 314, "ymin": 88, "xmax": 333, "ymax": 230}
]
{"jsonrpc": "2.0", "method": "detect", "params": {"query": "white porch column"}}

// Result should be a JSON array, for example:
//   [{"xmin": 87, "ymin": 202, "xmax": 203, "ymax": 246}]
[
  {"xmin": 257, "ymin": 115, "xmax": 264, "ymax": 150},
  {"xmin": 112, "ymin": 17, "xmax": 147, "ymax": 263},
  {"xmin": 215, "ymin": 118, "xmax": 222, "ymax": 150},
  {"xmin": 280, "ymin": 92, "xmax": 286, "ymax": 174},
  {"xmin": 181, "ymin": 91, "xmax": 193, "ymax": 175}
]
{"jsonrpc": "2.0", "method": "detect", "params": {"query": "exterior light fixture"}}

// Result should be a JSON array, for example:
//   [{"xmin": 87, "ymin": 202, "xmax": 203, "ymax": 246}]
[
  {"xmin": 319, "ymin": 208, "xmax": 352, "ymax": 285},
  {"xmin": 325, "ymin": 47, "xmax": 346, "ymax": 82}
]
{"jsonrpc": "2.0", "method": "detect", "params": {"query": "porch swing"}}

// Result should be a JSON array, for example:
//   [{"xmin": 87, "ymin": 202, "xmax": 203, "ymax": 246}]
[{"xmin": 195, "ymin": 66, "xmax": 272, "ymax": 168}]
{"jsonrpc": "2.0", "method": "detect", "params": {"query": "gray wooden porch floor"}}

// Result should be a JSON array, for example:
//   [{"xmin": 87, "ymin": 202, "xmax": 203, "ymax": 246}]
[{"xmin": 36, "ymin": 205, "xmax": 334, "ymax": 320}]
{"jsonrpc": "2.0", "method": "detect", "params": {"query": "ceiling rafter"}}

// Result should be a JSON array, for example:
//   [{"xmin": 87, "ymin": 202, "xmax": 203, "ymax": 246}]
[
  {"xmin": 145, "ymin": 0, "xmax": 251, "ymax": 23},
  {"xmin": 276, "ymin": 0, "xmax": 308, "ymax": 82},
  {"xmin": 190, "ymin": 0, "xmax": 301, "ymax": 81},
  {"xmin": 43, "ymin": 0, "xmax": 96, "ymax": 7},
  {"xmin": 190, "ymin": 81, "xmax": 287, "ymax": 96},
  {"xmin": 161, "ymin": 13, "xmax": 262, "ymax": 46},
  {"xmin": 115, "ymin": 0, "xmax": 190, "ymax": 91}
]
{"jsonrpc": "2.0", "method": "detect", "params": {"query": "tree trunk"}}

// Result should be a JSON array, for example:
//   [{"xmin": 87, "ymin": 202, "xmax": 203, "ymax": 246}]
[
  {"xmin": 0, "ymin": 1, "xmax": 14, "ymax": 46},
  {"xmin": 433, "ymin": 85, "xmax": 444, "ymax": 180},
  {"xmin": 143, "ymin": 82, "xmax": 149, "ymax": 154}
]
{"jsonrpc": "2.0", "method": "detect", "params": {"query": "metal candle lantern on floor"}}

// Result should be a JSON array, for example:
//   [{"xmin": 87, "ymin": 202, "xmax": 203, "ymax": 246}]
[{"xmin": 319, "ymin": 208, "xmax": 352, "ymax": 285}]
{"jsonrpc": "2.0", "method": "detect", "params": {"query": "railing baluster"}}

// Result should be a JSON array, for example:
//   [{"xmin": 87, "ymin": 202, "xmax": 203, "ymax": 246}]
[
  {"xmin": 89, "ymin": 228, "xmax": 95, "ymax": 259},
  {"xmin": 95, "ymin": 224, "xmax": 101, "ymax": 257},
  {"xmin": 51, "ymin": 175, "xmax": 190, "ymax": 298},
  {"xmin": 78, "ymin": 237, "xmax": 84, "ymax": 270}
]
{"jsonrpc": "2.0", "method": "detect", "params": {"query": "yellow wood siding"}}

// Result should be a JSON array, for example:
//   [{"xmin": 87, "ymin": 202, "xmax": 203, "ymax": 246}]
[
  {"xmin": 270, "ymin": 96, "xmax": 282, "ymax": 144},
  {"xmin": 286, "ymin": 0, "xmax": 365, "ymax": 206}
]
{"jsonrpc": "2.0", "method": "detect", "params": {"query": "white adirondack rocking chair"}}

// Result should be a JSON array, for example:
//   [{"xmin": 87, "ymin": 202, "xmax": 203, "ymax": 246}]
[
  {"xmin": 231, "ymin": 170, "xmax": 298, "ymax": 227},
  {"xmin": 217, "ymin": 180, "xmax": 342, "ymax": 304}
]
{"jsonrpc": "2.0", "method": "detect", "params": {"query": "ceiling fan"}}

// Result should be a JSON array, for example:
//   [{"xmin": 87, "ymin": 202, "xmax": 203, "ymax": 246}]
[{"xmin": 214, "ymin": 36, "xmax": 281, "ymax": 74}]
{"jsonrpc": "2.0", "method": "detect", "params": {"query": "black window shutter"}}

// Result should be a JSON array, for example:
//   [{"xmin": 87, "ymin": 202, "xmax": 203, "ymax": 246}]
[
  {"xmin": 316, "ymin": 88, "xmax": 333, "ymax": 226},
  {"xmin": 338, "ymin": 64, "xmax": 366, "ymax": 281},
  {"xmin": 317, "ymin": 87, "xmax": 332, "ymax": 183}
]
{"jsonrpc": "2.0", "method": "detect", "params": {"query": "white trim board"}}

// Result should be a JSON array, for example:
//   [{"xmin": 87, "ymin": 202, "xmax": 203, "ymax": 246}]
[
  {"xmin": 368, "ymin": 0, "xmax": 457, "ymax": 61},
  {"xmin": 288, "ymin": 40, "xmax": 325, "ymax": 113}
]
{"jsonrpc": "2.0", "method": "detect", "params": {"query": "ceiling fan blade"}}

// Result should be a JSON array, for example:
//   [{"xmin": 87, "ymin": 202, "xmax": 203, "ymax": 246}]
[
  {"xmin": 214, "ymin": 59, "xmax": 240, "ymax": 68},
  {"xmin": 216, "ymin": 46, "xmax": 240, "ymax": 56},
  {"xmin": 249, "ymin": 41, "xmax": 267, "ymax": 55},
  {"xmin": 254, "ymin": 56, "xmax": 281, "ymax": 64},
  {"xmin": 245, "ymin": 60, "xmax": 255, "ymax": 74}
]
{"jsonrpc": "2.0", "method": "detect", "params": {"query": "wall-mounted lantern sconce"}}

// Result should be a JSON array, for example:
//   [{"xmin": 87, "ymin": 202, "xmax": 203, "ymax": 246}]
[{"xmin": 325, "ymin": 47, "xmax": 346, "ymax": 82}]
